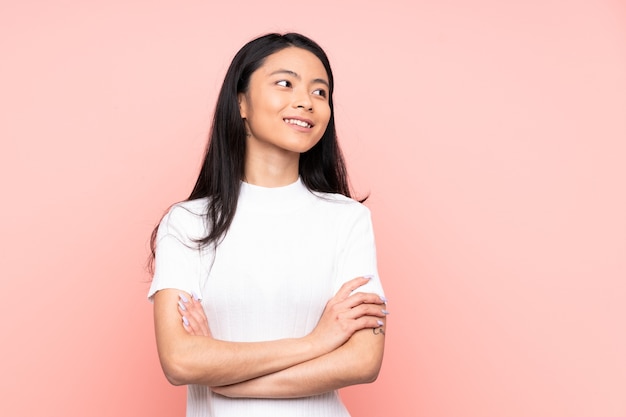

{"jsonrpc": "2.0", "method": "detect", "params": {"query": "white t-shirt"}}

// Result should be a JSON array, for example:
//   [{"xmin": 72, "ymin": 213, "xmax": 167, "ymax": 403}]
[{"xmin": 149, "ymin": 178, "xmax": 384, "ymax": 417}]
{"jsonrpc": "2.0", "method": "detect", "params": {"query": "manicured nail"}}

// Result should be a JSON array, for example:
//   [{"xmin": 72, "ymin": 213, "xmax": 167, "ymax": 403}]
[
  {"xmin": 377, "ymin": 320, "xmax": 384, "ymax": 326},
  {"xmin": 179, "ymin": 293, "xmax": 189, "ymax": 303},
  {"xmin": 182, "ymin": 316, "xmax": 189, "ymax": 327},
  {"xmin": 178, "ymin": 301, "xmax": 186, "ymax": 311},
  {"xmin": 191, "ymin": 290, "xmax": 200, "ymax": 301},
  {"xmin": 382, "ymin": 309, "xmax": 390, "ymax": 315},
  {"xmin": 379, "ymin": 295, "xmax": 388, "ymax": 303}
]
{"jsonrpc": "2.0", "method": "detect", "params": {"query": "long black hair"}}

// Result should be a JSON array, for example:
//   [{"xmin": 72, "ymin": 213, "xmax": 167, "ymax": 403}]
[{"xmin": 150, "ymin": 33, "xmax": 356, "ymax": 269}]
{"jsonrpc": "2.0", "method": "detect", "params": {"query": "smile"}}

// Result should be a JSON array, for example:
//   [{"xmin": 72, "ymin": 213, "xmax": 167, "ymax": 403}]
[{"xmin": 284, "ymin": 118, "xmax": 313, "ymax": 128}]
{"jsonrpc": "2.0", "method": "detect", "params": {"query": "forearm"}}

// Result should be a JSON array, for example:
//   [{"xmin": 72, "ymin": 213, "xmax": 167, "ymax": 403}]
[
  {"xmin": 161, "ymin": 334, "xmax": 322, "ymax": 387},
  {"xmin": 154, "ymin": 279, "xmax": 386, "ymax": 388},
  {"xmin": 212, "ymin": 322, "xmax": 386, "ymax": 398},
  {"xmin": 155, "ymin": 290, "xmax": 323, "ymax": 387}
]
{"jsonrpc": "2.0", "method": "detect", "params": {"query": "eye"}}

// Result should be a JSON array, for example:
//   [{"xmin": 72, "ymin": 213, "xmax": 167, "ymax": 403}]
[
  {"xmin": 312, "ymin": 88, "xmax": 327, "ymax": 98},
  {"xmin": 276, "ymin": 80, "xmax": 291, "ymax": 88}
]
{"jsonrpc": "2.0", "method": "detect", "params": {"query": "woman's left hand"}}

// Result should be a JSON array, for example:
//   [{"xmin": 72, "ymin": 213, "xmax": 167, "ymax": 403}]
[{"xmin": 177, "ymin": 292, "xmax": 212, "ymax": 337}]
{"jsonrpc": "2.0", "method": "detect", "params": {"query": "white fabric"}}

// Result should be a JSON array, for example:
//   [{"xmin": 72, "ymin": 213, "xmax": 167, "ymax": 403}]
[{"xmin": 149, "ymin": 178, "xmax": 384, "ymax": 417}]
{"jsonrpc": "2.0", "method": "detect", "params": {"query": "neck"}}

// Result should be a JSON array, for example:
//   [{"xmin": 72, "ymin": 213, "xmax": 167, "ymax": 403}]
[{"xmin": 244, "ymin": 149, "xmax": 300, "ymax": 187}]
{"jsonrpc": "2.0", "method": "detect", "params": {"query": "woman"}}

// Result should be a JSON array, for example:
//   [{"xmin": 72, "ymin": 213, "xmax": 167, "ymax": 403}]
[{"xmin": 148, "ymin": 33, "xmax": 387, "ymax": 416}]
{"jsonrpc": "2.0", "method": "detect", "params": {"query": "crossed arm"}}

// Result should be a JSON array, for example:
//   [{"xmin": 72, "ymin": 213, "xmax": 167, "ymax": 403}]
[
  {"xmin": 153, "ymin": 277, "xmax": 387, "ymax": 397},
  {"xmin": 210, "ymin": 326, "xmax": 385, "ymax": 398}
]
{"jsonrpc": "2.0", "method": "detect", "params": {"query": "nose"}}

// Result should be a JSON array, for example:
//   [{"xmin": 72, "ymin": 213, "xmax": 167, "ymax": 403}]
[{"xmin": 292, "ymin": 89, "xmax": 313, "ymax": 112}]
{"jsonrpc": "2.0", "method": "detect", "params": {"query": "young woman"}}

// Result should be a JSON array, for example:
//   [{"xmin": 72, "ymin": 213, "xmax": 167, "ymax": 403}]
[{"xmin": 148, "ymin": 33, "xmax": 387, "ymax": 417}]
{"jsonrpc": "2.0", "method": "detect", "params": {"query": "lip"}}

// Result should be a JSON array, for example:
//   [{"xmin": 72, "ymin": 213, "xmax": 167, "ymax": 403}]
[{"xmin": 283, "ymin": 116, "xmax": 315, "ymax": 128}]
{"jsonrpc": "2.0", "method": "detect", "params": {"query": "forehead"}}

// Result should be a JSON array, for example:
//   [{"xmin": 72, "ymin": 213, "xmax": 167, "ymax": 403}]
[{"xmin": 258, "ymin": 47, "xmax": 328, "ymax": 81}]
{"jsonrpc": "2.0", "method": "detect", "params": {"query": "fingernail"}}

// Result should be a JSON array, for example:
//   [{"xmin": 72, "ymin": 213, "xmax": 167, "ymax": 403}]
[
  {"xmin": 182, "ymin": 316, "xmax": 189, "ymax": 327},
  {"xmin": 179, "ymin": 293, "xmax": 189, "ymax": 303},
  {"xmin": 178, "ymin": 301, "xmax": 186, "ymax": 311},
  {"xmin": 191, "ymin": 290, "xmax": 200, "ymax": 301},
  {"xmin": 377, "ymin": 320, "xmax": 384, "ymax": 326},
  {"xmin": 382, "ymin": 309, "xmax": 390, "ymax": 315},
  {"xmin": 380, "ymin": 295, "xmax": 388, "ymax": 303},
  {"xmin": 363, "ymin": 275, "xmax": 374, "ymax": 280}
]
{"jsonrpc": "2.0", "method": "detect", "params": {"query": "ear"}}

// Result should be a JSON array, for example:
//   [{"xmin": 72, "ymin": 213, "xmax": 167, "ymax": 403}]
[{"xmin": 238, "ymin": 92, "xmax": 248, "ymax": 119}]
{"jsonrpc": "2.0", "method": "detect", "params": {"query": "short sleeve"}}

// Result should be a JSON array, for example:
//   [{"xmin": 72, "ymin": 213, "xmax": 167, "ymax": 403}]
[
  {"xmin": 147, "ymin": 203, "xmax": 212, "ymax": 301},
  {"xmin": 334, "ymin": 205, "xmax": 385, "ymax": 297}
]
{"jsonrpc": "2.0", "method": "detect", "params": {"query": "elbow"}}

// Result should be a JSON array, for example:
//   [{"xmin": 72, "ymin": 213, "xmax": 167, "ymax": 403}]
[
  {"xmin": 159, "ymin": 350, "xmax": 195, "ymax": 386},
  {"xmin": 359, "ymin": 360, "xmax": 382, "ymax": 384},
  {"xmin": 159, "ymin": 344, "xmax": 223, "ymax": 387},
  {"xmin": 162, "ymin": 360, "xmax": 189, "ymax": 386},
  {"xmin": 355, "ymin": 346, "xmax": 384, "ymax": 384},
  {"xmin": 166, "ymin": 375, "xmax": 185, "ymax": 386},
  {"xmin": 343, "ymin": 352, "xmax": 382, "ymax": 386},
  {"xmin": 164, "ymin": 369, "xmax": 187, "ymax": 386},
  {"xmin": 344, "ymin": 330, "xmax": 385, "ymax": 385}
]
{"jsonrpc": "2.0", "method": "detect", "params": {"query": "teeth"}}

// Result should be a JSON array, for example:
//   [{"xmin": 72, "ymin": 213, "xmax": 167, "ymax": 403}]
[{"xmin": 284, "ymin": 118, "xmax": 311, "ymax": 128}]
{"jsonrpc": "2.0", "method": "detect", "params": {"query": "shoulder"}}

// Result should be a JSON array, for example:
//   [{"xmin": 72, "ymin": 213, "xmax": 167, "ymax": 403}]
[
  {"xmin": 310, "ymin": 191, "xmax": 372, "ymax": 221},
  {"xmin": 311, "ymin": 190, "xmax": 368, "ymax": 209},
  {"xmin": 169, "ymin": 198, "xmax": 208, "ymax": 216},
  {"xmin": 157, "ymin": 198, "xmax": 209, "ymax": 243}
]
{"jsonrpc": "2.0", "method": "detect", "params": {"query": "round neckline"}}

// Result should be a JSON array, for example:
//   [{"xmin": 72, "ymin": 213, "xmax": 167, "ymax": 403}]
[{"xmin": 239, "ymin": 177, "xmax": 313, "ymax": 214}]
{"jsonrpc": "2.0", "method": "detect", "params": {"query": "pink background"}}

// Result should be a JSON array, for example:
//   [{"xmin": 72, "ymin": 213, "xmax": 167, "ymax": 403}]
[{"xmin": 1, "ymin": 0, "xmax": 625, "ymax": 416}]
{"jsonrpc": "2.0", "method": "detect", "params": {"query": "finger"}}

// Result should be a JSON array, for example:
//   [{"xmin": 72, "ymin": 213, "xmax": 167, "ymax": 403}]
[
  {"xmin": 340, "ymin": 291, "xmax": 386, "ymax": 309},
  {"xmin": 353, "ymin": 315, "xmax": 387, "ymax": 331},
  {"xmin": 177, "ymin": 299, "xmax": 188, "ymax": 316},
  {"xmin": 334, "ymin": 276, "xmax": 374, "ymax": 301},
  {"xmin": 186, "ymin": 303, "xmax": 210, "ymax": 336},
  {"xmin": 181, "ymin": 315, "xmax": 194, "ymax": 334},
  {"xmin": 342, "ymin": 303, "xmax": 390, "ymax": 320},
  {"xmin": 178, "ymin": 292, "xmax": 203, "ymax": 318},
  {"xmin": 177, "ymin": 293, "xmax": 204, "ymax": 335},
  {"xmin": 182, "ymin": 311, "xmax": 207, "ymax": 336},
  {"xmin": 181, "ymin": 315, "xmax": 198, "ymax": 335},
  {"xmin": 177, "ymin": 293, "xmax": 199, "ymax": 335},
  {"xmin": 337, "ymin": 315, "xmax": 386, "ymax": 335},
  {"xmin": 178, "ymin": 292, "xmax": 192, "ymax": 315},
  {"xmin": 179, "ymin": 293, "xmax": 211, "ymax": 337}
]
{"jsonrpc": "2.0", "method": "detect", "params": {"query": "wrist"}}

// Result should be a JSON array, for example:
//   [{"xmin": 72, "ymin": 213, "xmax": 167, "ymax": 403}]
[{"xmin": 300, "ymin": 333, "xmax": 325, "ymax": 360}]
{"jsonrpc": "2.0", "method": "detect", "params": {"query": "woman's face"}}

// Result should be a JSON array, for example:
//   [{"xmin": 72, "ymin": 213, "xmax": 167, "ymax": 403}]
[{"xmin": 238, "ymin": 47, "xmax": 331, "ymax": 158}]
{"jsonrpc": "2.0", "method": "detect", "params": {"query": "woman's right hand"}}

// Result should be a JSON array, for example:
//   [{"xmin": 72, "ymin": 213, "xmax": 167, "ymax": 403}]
[{"xmin": 307, "ymin": 276, "xmax": 387, "ymax": 355}]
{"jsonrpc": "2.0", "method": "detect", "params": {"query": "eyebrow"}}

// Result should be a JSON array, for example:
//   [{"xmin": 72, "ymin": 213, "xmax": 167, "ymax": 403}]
[{"xmin": 269, "ymin": 69, "xmax": 330, "ymax": 89}]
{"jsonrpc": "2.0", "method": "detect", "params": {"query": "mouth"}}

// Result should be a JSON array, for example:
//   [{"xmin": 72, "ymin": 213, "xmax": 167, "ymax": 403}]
[{"xmin": 283, "ymin": 118, "xmax": 313, "ymax": 129}]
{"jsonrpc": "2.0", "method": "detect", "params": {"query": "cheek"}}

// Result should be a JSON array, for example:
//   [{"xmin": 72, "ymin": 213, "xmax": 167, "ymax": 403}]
[
  {"xmin": 246, "ymin": 91, "xmax": 281, "ymax": 120},
  {"xmin": 260, "ymin": 94, "xmax": 285, "ymax": 114},
  {"xmin": 319, "ymin": 107, "xmax": 331, "ymax": 129},
  {"xmin": 316, "ymin": 119, "xmax": 331, "ymax": 141}
]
